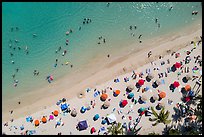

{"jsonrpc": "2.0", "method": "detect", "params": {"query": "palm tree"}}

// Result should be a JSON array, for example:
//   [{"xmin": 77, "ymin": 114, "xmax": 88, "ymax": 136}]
[
  {"xmin": 107, "ymin": 122, "xmax": 124, "ymax": 135},
  {"xmin": 149, "ymin": 106, "xmax": 171, "ymax": 126},
  {"xmin": 168, "ymin": 129, "xmax": 181, "ymax": 135}
]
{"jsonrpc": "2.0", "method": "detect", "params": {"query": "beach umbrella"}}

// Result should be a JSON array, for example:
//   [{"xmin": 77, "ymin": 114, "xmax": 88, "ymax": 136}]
[
  {"xmin": 121, "ymin": 100, "xmax": 128, "ymax": 107},
  {"xmin": 77, "ymin": 91, "xmax": 85, "ymax": 99},
  {"xmin": 49, "ymin": 115, "xmax": 54, "ymax": 120},
  {"xmin": 80, "ymin": 106, "xmax": 86, "ymax": 113},
  {"xmin": 103, "ymin": 101, "xmax": 110, "ymax": 109},
  {"xmin": 61, "ymin": 103, "xmax": 68, "ymax": 111},
  {"xmin": 185, "ymin": 74, "xmax": 192, "ymax": 80},
  {"xmin": 185, "ymin": 84, "xmax": 191, "ymax": 92},
  {"xmin": 147, "ymin": 73, "xmax": 154, "ymax": 79},
  {"xmin": 173, "ymin": 81, "xmax": 180, "ymax": 88},
  {"xmin": 101, "ymin": 119, "xmax": 107, "ymax": 125},
  {"xmin": 159, "ymin": 92, "xmax": 166, "ymax": 98},
  {"xmin": 138, "ymin": 79, "xmax": 145, "ymax": 86},
  {"xmin": 141, "ymin": 95, "xmax": 147, "ymax": 102},
  {"xmin": 127, "ymin": 84, "xmax": 135, "ymax": 91},
  {"xmin": 34, "ymin": 120, "xmax": 40, "ymax": 126},
  {"xmin": 188, "ymin": 90, "xmax": 194, "ymax": 97},
  {"xmin": 71, "ymin": 109, "xmax": 77, "ymax": 117},
  {"xmin": 26, "ymin": 116, "xmax": 32, "ymax": 122},
  {"xmin": 114, "ymin": 90, "xmax": 120, "ymax": 96},
  {"xmin": 128, "ymin": 92, "xmax": 134, "ymax": 99},
  {"xmin": 41, "ymin": 117, "xmax": 47, "ymax": 123},
  {"xmin": 139, "ymin": 107, "xmax": 146, "ymax": 112},
  {"xmin": 53, "ymin": 110, "xmax": 59, "ymax": 117},
  {"xmin": 152, "ymin": 94, "xmax": 159, "ymax": 100},
  {"xmin": 93, "ymin": 114, "xmax": 100, "ymax": 121},
  {"xmin": 91, "ymin": 127, "xmax": 96, "ymax": 134},
  {"xmin": 100, "ymin": 93, "xmax": 108, "ymax": 101},
  {"xmin": 185, "ymin": 96, "xmax": 191, "ymax": 102},
  {"xmin": 174, "ymin": 62, "xmax": 181, "ymax": 68}
]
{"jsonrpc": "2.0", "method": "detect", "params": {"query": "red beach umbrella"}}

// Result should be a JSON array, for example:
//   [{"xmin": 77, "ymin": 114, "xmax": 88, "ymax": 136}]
[
  {"xmin": 121, "ymin": 100, "xmax": 128, "ymax": 107},
  {"xmin": 174, "ymin": 62, "xmax": 181, "ymax": 68},
  {"xmin": 138, "ymin": 79, "xmax": 145, "ymax": 86},
  {"xmin": 91, "ymin": 127, "xmax": 96, "ymax": 134},
  {"xmin": 173, "ymin": 81, "xmax": 180, "ymax": 88},
  {"xmin": 185, "ymin": 96, "xmax": 191, "ymax": 102}
]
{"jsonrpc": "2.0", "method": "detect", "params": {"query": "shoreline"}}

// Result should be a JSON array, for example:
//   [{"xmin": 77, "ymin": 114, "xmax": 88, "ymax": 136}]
[{"xmin": 2, "ymin": 19, "xmax": 202, "ymax": 122}]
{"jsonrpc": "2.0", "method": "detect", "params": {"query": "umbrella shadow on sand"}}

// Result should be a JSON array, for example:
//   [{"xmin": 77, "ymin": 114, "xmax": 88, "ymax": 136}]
[
  {"xmin": 150, "ymin": 97, "xmax": 156, "ymax": 103},
  {"xmin": 135, "ymin": 83, "xmax": 141, "ymax": 88},
  {"xmin": 169, "ymin": 84, "xmax": 175, "ymax": 92},
  {"xmin": 171, "ymin": 65, "xmax": 177, "ymax": 72},
  {"xmin": 182, "ymin": 77, "xmax": 188, "ymax": 83}
]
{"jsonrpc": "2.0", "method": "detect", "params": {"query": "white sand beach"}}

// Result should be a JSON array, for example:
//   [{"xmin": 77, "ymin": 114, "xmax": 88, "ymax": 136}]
[{"xmin": 2, "ymin": 22, "xmax": 202, "ymax": 135}]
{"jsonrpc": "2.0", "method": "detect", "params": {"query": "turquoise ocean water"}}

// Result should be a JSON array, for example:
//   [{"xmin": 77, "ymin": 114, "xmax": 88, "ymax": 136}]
[{"xmin": 2, "ymin": 2, "xmax": 202, "ymax": 100}]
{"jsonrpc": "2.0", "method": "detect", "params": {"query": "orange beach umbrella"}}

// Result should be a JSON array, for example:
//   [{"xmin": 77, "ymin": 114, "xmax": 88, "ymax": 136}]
[
  {"xmin": 41, "ymin": 117, "xmax": 47, "ymax": 123},
  {"xmin": 53, "ymin": 110, "xmax": 59, "ymax": 116},
  {"xmin": 185, "ymin": 85, "xmax": 191, "ymax": 92},
  {"xmin": 114, "ymin": 90, "xmax": 120, "ymax": 95},
  {"xmin": 34, "ymin": 120, "xmax": 40, "ymax": 126},
  {"xmin": 159, "ymin": 92, "xmax": 166, "ymax": 98},
  {"xmin": 100, "ymin": 93, "xmax": 108, "ymax": 101}
]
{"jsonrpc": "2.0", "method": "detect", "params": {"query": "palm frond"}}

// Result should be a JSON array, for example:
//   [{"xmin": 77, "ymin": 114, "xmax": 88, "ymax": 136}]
[
  {"xmin": 151, "ymin": 107, "xmax": 159, "ymax": 118},
  {"xmin": 149, "ymin": 118, "xmax": 158, "ymax": 121}
]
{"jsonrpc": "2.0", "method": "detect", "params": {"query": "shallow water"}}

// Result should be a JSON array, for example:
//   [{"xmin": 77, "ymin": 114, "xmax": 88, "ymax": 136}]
[{"xmin": 2, "ymin": 2, "xmax": 202, "ymax": 99}]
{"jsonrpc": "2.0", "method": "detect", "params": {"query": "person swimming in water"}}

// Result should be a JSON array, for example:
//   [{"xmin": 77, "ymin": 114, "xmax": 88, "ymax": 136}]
[
  {"xmin": 103, "ymin": 38, "xmax": 106, "ymax": 43},
  {"xmin": 11, "ymin": 60, "xmax": 15, "ymax": 64},
  {"xmin": 79, "ymin": 26, "xmax": 81, "ymax": 31},
  {"xmin": 107, "ymin": 2, "xmax": 110, "ymax": 7},
  {"xmin": 138, "ymin": 34, "xmax": 142, "ymax": 39},
  {"xmin": 155, "ymin": 18, "xmax": 158, "ymax": 23},
  {"xmin": 33, "ymin": 34, "xmax": 37, "ymax": 37},
  {"xmin": 10, "ymin": 52, "xmax": 13, "ymax": 57},
  {"xmin": 169, "ymin": 6, "xmax": 173, "ymax": 11},
  {"xmin": 62, "ymin": 50, "xmax": 67, "ymax": 56},
  {"xmin": 130, "ymin": 26, "xmax": 132, "ymax": 30},
  {"xmin": 58, "ymin": 46, "xmax": 61, "ymax": 51}
]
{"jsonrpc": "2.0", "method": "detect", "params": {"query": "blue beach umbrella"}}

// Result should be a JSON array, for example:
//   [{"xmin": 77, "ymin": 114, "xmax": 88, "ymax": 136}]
[
  {"xmin": 128, "ymin": 93, "xmax": 134, "ymax": 99},
  {"xmin": 101, "ymin": 119, "xmax": 107, "ymax": 125},
  {"xmin": 188, "ymin": 90, "xmax": 195, "ymax": 97},
  {"xmin": 61, "ymin": 103, "xmax": 68, "ymax": 111},
  {"xmin": 81, "ymin": 106, "xmax": 86, "ymax": 113},
  {"xmin": 93, "ymin": 114, "xmax": 100, "ymax": 121}
]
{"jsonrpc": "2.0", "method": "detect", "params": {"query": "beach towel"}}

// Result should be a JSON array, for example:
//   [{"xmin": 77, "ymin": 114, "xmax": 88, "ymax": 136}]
[
  {"xmin": 100, "ymin": 127, "xmax": 106, "ymax": 132},
  {"xmin": 94, "ymin": 91, "xmax": 100, "ymax": 98},
  {"xmin": 161, "ymin": 79, "xmax": 165, "ymax": 85}
]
